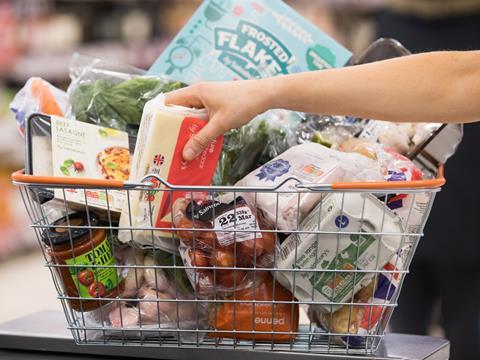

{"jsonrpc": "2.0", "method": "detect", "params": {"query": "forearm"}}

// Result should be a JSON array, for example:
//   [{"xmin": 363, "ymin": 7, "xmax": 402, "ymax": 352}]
[{"xmin": 260, "ymin": 51, "xmax": 480, "ymax": 123}]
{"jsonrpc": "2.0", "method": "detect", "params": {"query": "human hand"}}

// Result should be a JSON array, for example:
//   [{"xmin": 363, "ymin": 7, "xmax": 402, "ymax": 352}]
[{"xmin": 165, "ymin": 80, "xmax": 271, "ymax": 161}]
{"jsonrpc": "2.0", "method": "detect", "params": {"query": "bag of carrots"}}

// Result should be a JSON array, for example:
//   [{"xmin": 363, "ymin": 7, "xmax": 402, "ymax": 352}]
[{"xmin": 10, "ymin": 77, "xmax": 67, "ymax": 136}]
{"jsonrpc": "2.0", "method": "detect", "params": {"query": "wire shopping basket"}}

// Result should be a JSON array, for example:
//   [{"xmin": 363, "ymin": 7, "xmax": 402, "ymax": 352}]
[{"xmin": 11, "ymin": 167, "xmax": 445, "ymax": 356}]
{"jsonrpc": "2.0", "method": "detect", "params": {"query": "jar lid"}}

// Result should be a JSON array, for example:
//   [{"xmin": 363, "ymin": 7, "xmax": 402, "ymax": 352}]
[{"xmin": 42, "ymin": 212, "xmax": 100, "ymax": 247}]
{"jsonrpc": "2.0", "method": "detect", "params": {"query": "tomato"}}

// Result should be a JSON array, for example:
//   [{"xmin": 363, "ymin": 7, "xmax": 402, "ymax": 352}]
[
  {"xmin": 88, "ymin": 281, "xmax": 107, "ymax": 297},
  {"xmin": 73, "ymin": 162, "xmax": 84, "ymax": 172},
  {"xmin": 210, "ymin": 248, "xmax": 234, "ymax": 268},
  {"xmin": 187, "ymin": 248, "xmax": 210, "ymax": 268},
  {"xmin": 77, "ymin": 269, "xmax": 94, "ymax": 286}
]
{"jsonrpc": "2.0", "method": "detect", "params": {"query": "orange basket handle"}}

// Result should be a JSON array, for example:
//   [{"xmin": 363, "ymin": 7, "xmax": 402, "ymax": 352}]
[
  {"xmin": 11, "ymin": 169, "xmax": 144, "ymax": 189},
  {"xmin": 12, "ymin": 165, "xmax": 445, "ymax": 191},
  {"xmin": 299, "ymin": 165, "xmax": 445, "ymax": 191}
]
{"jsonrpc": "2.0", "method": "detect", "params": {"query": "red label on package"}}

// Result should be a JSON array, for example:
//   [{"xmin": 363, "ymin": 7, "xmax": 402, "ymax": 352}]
[{"xmin": 156, "ymin": 117, "xmax": 223, "ymax": 228}]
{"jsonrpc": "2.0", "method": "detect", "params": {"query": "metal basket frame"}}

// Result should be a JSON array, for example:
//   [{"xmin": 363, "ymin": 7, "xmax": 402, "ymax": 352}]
[{"xmin": 12, "ymin": 169, "xmax": 444, "ymax": 356}]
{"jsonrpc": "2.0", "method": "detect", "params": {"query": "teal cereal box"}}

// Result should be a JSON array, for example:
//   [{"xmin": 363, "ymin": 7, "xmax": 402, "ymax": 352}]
[{"xmin": 148, "ymin": 0, "xmax": 352, "ymax": 83}]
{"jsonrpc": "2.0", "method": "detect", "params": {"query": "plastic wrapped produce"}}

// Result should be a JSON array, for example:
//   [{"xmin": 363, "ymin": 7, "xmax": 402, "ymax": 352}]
[
  {"xmin": 67, "ymin": 54, "xmax": 185, "ymax": 133},
  {"xmin": 172, "ymin": 196, "xmax": 276, "ymax": 297},
  {"xmin": 10, "ymin": 77, "xmax": 68, "ymax": 135},
  {"xmin": 290, "ymin": 114, "xmax": 362, "ymax": 149},
  {"xmin": 99, "ymin": 247, "xmax": 209, "ymax": 340},
  {"xmin": 213, "ymin": 110, "xmax": 301, "ymax": 186}
]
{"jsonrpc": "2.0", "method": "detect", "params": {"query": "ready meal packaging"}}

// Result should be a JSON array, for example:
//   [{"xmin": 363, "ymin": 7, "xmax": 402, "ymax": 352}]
[
  {"xmin": 50, "ymin": 116, "xmax": 130, "ymax": 213},
  {"xmin": 275, "ymin": 192, "xmax": 404, "ymax": 312},
  {"xmin": 147, "ymin": 0, "xmax": 351, "ymax": 83},
  {"xmin": 235, "ymin": 143, "xmax": 384, "ymax": 231},
  {"xmin": 117, "ymin": 94, "xmax": 223, "ymax": 251}
]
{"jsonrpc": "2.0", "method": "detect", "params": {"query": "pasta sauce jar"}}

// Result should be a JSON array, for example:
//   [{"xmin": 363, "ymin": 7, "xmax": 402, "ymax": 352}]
[{"xmin": 42, "ymin": 212, "xmax": 123, "ymax": 311}]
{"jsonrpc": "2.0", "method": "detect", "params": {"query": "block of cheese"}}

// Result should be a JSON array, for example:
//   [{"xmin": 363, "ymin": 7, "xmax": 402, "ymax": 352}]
[{"xmin": 118, "ymin": 94, "xmax": 223, "ymax": 252}]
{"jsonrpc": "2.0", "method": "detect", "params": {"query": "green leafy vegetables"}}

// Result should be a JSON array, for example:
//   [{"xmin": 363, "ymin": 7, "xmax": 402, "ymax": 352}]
[{"xmin": 70, "ymin": 76, "xmax": 185, "ymax": 133}]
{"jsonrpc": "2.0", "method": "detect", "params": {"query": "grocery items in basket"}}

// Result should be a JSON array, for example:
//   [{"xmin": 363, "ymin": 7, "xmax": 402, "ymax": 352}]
[
  {"xmin": 42, "ymin": 212, "xmax": 124, "ymax": 312},
  {"xmin": 107, "ymin": 247, "xmax": 207, "ymax": 331},
  {"xmin": 50, "ymin": 116, "xmax": 130, "ymax": 213},
  {"xmin": 117, "ymin": 94, "xmax": 223, "ymax": 252},
  {"xmin": 148, "ymin": 0, "xmax": 352, "ymax": 83},
  {"xmin": 212, "ymin": 273, "xmax": 299, "ymax": 341},
  {"xmin": 10, "ymin": 77, "xmax": 68, "ymax": 135},
  {"xmin": 213, "ymin": 110, "xmax": 301, "ymax": 186},
  {"xmin": 275, "ymin": 192, "xmax": 403, "ymax": 312},
  {"xmin": 339, "ymin": 138, "xmax": 423, "ymax": 181},
  {"xmin": 172, "ymin": 196, "xmax": 276, "ymax": 296},
  {"xmin": 358, "ymin": 120, "xmax": 443, "ymax": 157},
  {"xmin": 236, "ymin": 143, "xmax": 384, "ymax": 230},
  {"xmin": 67, "ymin": 54, "xmax": 185, "ymax": 133},
  {"xmin": 309, "ymin": 252, "xmax": 404, "ymax": 347},
  {"xmin": 291, "ymin": 114, "xmax": 362, "ymax": 149}
]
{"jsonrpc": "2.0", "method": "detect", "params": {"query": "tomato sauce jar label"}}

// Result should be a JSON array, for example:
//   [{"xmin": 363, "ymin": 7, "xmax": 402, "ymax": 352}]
[{"xmin": 65, "ymin": 236, "xmax": 120, "ymax": 299}]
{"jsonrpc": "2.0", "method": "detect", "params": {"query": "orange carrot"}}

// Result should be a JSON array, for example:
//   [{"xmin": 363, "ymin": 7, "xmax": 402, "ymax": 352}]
[{"xmin": 30, "ymin": 77, "xmax": 64, "ymax": 116}]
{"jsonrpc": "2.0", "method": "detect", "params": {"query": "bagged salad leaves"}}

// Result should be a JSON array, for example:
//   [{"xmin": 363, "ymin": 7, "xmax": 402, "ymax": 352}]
[
  {"xmin": 67, "ymin": 54, "xmax": 185, "ymax": 134},
  {"xmin": 213, "ymin": 110, "xmax": 301, "ymax": 186}
]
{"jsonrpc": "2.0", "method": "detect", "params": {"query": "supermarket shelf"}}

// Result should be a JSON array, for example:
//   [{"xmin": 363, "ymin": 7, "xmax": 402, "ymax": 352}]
[
  {"xmin": 5, "ymin": 40, "xmax": 168, "ymax": 83},
  {"xmin": 0, "ymin": 311, "xmax": 449, "ymax": 360}
]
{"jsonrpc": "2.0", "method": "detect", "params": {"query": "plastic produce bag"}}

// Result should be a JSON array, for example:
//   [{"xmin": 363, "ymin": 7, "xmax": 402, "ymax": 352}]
[
  {"xmin": 84, "ymin": 246, "xmax": 209, "ymax": 341},
  {"xmin": 290, "ymin": 114, "xmax": 362, "ymax": 149},
  {"xmin": 172, "ymin": 197, "xmax": 276, "ymax": 297},
  {"xmin": 67, "ymin": 54, "xmax": 185, "ymax": 134},
  {"xmin": 10, "ymin": 77, "xmax": 68, "ymax": 136},
  {"xmin": 213, "ymin": 110, "xmax": 301, "ymax": 186}
]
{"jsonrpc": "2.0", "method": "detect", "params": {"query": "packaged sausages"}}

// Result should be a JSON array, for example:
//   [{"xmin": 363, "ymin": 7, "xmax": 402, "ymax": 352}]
[
  {"xmin": 172, "ymin": 196, "xmax": 276, "ymax": 297},
  {"xmin": 117, "ymin": 94, "xmax": 223, "ymax": 252}
]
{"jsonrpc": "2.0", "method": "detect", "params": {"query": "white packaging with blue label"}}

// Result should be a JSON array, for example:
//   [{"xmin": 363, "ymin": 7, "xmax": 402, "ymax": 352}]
[
  {"xmin": 235, "ymin": 143, "xmax": 384, "ymax": 230},
  {"xmin": 275, "ymin": 192, "xmax": 404, "ymax": 312}
]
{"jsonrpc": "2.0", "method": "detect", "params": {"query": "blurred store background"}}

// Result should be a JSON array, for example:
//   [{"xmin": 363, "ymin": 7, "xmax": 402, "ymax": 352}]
[
  {"xmin": 1, "ymin": 1, "xmax": 479, "ymax": 360},
  {"xmin": 0, "ymin": 0, "xmax": 381, "ymax": 282}
]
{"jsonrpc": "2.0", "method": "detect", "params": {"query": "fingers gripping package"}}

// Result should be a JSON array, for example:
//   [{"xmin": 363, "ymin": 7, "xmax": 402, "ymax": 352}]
[
  {"xmin": 117, "ymin": 94, "xmax": 224, "ymax": 251},
  {"xmin": 172, "ymin": 196, "xmax": 276, "ymax": 296}
]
